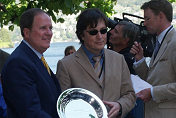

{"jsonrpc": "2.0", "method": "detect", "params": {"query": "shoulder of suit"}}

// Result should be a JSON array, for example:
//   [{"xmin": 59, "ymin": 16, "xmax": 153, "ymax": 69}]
[
  {"xmin": 168, "ymin": 28, "xmax": 176, "ymax": 43},
  {"xmin": 0, "ymin": 49, "xmax": 10, "ymax": 58},
  {"xmin": 104, "ymin": 48, "xmax": 123, "ymax": 57},
  {"xmin": 60, "ymin": 52, "xmax": 76, "ymax": 62},
  {"xmin": 165, "ymin": 29, "xmax": 176, "ymax": 52}
]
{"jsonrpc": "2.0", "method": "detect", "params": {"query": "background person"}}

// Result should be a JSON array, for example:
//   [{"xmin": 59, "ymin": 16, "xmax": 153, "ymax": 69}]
[
  {"xmin": 0, "ymin": 49, "xmax": 9, "ymax": 118},
  {"xmin": 109, "ymin": 21, "xmax": 139, "ymax": 75},
  {"xmin": 64, "ymin": 45, "xmax": 76, "ymax": 56},
  {"xmin": 109, "ymin": 20, "xmax": 144, "ymax": 118},
  {"xmin": 0, "ymin": 49, "xmax": 10, "ymax": 73},
  {"xmin": 56, "ymin": 8, "xmax": 136, "ymax": 118},
  {"xmin": 1, "ymin": 8, "xmax": 61, "ymax": 118},
  {"xmin": 56, "ymin": 45, "xmax": 76, "ymax": 74},
  {"xmin": 0, "ymin": 77, "xmax": 7, "ymax": 118},
  {"xmin": 130, "ymin": 0, "xmax": 176, "ymax": 118}
]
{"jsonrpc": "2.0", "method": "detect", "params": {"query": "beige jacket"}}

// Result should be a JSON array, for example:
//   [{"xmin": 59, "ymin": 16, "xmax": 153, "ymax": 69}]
[
  {"xmin": 134, "ymin": 28, "xmax": 176, "ymax": 118},
  {"xmin": 56, "ymin": 47, "xmax": 136, "ymax": 118}
]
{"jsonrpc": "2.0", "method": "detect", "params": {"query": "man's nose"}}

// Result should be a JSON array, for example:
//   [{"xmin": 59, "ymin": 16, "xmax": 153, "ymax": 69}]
[
  {"xmin": 96, "ymin": 32, "xmax": 103, "ymax": 38},
  {"xmin": 46, "ymin": 28, "xmax": 53, "ymax": 35}
]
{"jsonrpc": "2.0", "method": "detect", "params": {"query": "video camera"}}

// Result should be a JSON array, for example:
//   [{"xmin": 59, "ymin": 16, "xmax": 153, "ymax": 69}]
[{"xmin": 107, "ymin": 13, "xmax": 156, "ymax": 57}]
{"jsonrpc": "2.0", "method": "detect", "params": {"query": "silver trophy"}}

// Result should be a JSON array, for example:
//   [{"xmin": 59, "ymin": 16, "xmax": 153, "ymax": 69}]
[{"xmin": 57, "ymin": 88, "xmax": 108, "ymax": 118}]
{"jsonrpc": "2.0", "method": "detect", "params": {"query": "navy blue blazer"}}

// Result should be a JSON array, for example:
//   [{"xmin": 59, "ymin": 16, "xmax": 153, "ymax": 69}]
[{"xmin": 1, "ymin": 41, "xmax": 61, "ymax": 118}]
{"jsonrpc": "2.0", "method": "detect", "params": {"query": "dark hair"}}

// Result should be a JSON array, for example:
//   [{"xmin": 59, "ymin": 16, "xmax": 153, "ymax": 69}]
[
  {"xmin": 64, "ymin": 46, "xmax": 76, "ymax": 56},
  {"xmin": 141, "ymin": 0, "xmax": 173, "ymax": 22},
  {"xmin": 76, "ymin": 8, "xmax": 108, "ymax": 44},
  {"xmin": 117, "ymin": 21, "xmax": 139, "ymax": 47},
  {"xmin": 20, "ymin": 8, "xmax": 48, "ymax": 37}
]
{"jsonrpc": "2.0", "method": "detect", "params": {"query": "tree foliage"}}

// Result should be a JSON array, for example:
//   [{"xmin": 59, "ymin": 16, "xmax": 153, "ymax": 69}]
[
  {"xmin": 0, "ymin": 0, "xmax": 117, "ymax": 31},
  {"xmin": 0, "ymin": 28, "xmax": 11, "ymax": 42},
  {"xmin": 169, "ymin": 0, "xmax": 176, "ymax": 2},
  {"xmin": 0, "ymin": 28, "xmax": 13, "ymax": 48},
  {"xmin": 0, "ymin": 0, "xmax": 175, "ymax": 31}
]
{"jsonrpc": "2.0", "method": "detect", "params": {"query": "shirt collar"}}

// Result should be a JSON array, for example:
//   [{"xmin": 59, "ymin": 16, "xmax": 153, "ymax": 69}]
[
  {"xmin": 22, "ymin": 40, "xmax": 42, "ymax": 59},
  {"xmin": 157, "ymin": 25, "xmax": 173, "ymax": 44},
  {"xmin": 81, "ymin": 45, "xmax": 104, "ymax": 61}
]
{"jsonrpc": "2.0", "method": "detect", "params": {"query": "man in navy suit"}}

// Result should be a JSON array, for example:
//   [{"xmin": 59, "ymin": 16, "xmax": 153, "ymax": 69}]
[{"xmin": 1, "ymin": 8, "xmax": 61, "ymax": 118}]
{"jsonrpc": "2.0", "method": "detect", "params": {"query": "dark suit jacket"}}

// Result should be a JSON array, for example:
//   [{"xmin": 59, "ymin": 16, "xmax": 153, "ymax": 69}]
[
  {"xmin": 119, "ymin": 47, "xmax": 136, "ymax": 75},
  {"xmin": 1, "ymin": 41, "xmax": 61, "ymax": 118},
  {"xmin": 0, "ymin": 49, "xmax": 10, "ymax": 73}
]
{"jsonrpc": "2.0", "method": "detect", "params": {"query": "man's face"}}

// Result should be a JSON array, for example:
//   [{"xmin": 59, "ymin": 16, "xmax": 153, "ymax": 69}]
[
  {"xmin": 24, "ymin": 13, "xmax": 53, "ymax": 54},
  {"xmin": 143, "ymin": 8, "xmax": 161, "ymax": 35},
  {"xmin": 109, "ymin": 25, "xmax": 127, "ymax": 46},
  {"xmin": 82, "ymin": 19, "xmax": 107, "ymax": 55}
]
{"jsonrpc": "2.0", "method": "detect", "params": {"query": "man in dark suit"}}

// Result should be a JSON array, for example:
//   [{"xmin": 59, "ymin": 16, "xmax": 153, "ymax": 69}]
[
  {"xmin": 56, "ymin": 8, "xmax": 136, "ymax": 118},
  {"xmin": 1, "ymin": 8, "xmax": 61, "ymax": 118},
  {"xmin": 130, "ymin": 0, "xmax": 176, "ymax": 118}
]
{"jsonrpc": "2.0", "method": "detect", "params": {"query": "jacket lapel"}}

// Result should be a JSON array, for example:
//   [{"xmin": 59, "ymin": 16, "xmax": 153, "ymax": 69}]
[
  {"xmin": 152, "ymin": 41, "xmax": 168, "ymax": 65},
  {"xmin": 21, "ymin": 42, "xmax": 57, "ymax": 87},
  {"xmin": 150, "ymin": 29, "xmax": 174, "ymax": 67},
  {"xmin": 75, "ymin": 47, "xmax": 103, "ymax": 86},
  {"xmin": 104, "ymin": 49, "xmax": 111, "ymax": 84}
]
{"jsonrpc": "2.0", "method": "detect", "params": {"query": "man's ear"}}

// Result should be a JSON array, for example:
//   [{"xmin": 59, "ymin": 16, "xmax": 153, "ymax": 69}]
[
  {"xmin": 23, "ymin": 28, "xmax": 30, "ymax": 38},
  {"xmin": 159, "ymin": 11, "xmax": 165, "ymax": 20}
]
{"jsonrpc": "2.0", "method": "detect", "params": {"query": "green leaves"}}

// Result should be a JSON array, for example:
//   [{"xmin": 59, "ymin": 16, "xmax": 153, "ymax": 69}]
[
  {"xmin": 57, "ymin": 18, "xmax": 65, "ymax": 23},
  {"xmin": 9, "ymin": 25, "xmax": 14, "ymax": 31},
  {"xmin": 0, "ymin": 0, "xmax": 117, "ymax": 30},
  {"xmin": 168, "ymin": 0, "xmax": 176, "ymax": 2}
]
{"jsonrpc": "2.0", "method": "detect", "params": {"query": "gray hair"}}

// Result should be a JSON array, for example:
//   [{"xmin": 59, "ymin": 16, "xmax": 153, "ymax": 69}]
[{"xmin": 117, "ymin": 21, "xmax": 139, "ymax": 47}]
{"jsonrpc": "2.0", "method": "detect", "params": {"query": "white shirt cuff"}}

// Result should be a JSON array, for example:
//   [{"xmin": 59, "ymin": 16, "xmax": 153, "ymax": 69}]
[{"xmin": 133, "ymin": 57, "xmax": 145, "ymax": 68}]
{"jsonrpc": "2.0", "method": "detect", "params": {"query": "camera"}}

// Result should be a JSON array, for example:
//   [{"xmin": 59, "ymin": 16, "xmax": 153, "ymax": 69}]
[{"xmin": 107, "ymin": 13, "xmax": 156, "ymax": 57}]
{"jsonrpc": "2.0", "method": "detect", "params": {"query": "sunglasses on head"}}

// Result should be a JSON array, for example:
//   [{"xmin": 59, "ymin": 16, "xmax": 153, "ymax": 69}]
[{"xmin": 87, "ymin": 28, "xmax": 107, "ymax": 35}]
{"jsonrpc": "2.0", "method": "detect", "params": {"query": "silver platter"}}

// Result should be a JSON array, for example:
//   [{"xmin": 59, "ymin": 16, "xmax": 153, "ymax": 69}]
[{"xmin": 57, "ymin": 88, "xmax": 108, "ymax": 118}]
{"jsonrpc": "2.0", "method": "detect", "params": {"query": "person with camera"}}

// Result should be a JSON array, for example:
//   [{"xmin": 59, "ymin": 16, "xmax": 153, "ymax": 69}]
[
  {"xmin": 109, "ymin": 20, "xmax": 144, "ymax": 118},
  {"xmin": 109, "ymin": 21, "xmax": 139, "ymax": 75},
  {"xmin": 130, "ymin": 0, "xmax": 176, "ymax": 118},
  {"xmin": 56, "ymin": 8, "xmax": 136, "ymax": 118}
]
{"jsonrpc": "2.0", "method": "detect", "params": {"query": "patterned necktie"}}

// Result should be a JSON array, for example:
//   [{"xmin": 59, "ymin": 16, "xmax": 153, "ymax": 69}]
[
  {"xmin": 41, "ymin": 56, "xmax": 51, "ymax": 75},
  {"xmin": 153, "ymin": 39, "xmax": 160, "ymax": 59},
  {"xmin": 92, "ymin": 56, "xmax": 101, "ymax": 77}
]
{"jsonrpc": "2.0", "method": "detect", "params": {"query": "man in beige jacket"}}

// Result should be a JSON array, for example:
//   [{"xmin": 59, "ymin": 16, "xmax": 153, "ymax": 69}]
[
  {"xmin": 56, "ymin": 8, "xmax": 136, "ymax": 118},
  {"xmin": 130, "ymin": 0, "xmax": 176, "ymax": 118}
]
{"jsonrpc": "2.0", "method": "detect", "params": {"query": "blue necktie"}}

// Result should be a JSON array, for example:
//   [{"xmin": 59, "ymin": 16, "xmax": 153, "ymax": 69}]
[{"xmin": 153, "ymin": 39, "xmax": 160, "ymax": 59}]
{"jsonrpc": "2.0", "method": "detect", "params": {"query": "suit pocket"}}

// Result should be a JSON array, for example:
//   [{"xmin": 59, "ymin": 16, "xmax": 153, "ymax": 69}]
[{"xmin": 159, "ymin": 58, "xmax": 167, "ymax": 62}]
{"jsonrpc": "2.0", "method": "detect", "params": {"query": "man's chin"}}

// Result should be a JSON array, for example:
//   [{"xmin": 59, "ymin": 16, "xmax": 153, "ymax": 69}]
[
  {"xmin": 42, "ymin": 45, "xmax": 50, "ymax": 51},
  {"xmin": 97, "ymin": 43, "xmax": 105, "ymax": 47},
  {"xmin": 146, "ymin": 28, "xmax": 155, "ymax": 34},
  {"xmin": 97, "ymin": 45, "xmax": 105, "ymax": 51}
]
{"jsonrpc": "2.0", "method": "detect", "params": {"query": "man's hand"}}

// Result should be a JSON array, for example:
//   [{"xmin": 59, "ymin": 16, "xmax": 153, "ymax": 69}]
[
  {"xmin": 130, "ymin": 41, "xmax": 144, "ymax": 61},
  {"xmin": 136, "ymin": 88, "xmax": 152, "ymax": 102},
  {"xmin": 103, "ymin": 101, "xmax": 121, "ymax": 118}
]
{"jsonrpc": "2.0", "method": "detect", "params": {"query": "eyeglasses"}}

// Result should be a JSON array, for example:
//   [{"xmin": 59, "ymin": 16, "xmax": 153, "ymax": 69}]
[{"xmin": 87, "ymin": 28, "xmax": 107, "ymax": 35}]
